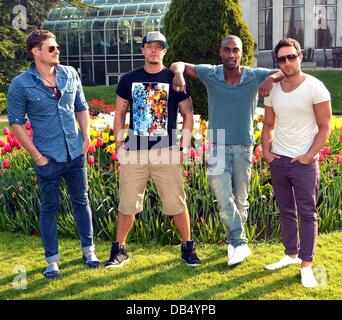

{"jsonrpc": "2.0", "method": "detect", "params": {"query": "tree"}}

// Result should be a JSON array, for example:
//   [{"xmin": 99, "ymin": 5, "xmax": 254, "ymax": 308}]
[
  {"xmin": 164, "ymin": 0, "xmax": 254, "ymax": 118},
  {"xmin": 0, "ymin": 0, "xmax": 88, "ymax": 86}
]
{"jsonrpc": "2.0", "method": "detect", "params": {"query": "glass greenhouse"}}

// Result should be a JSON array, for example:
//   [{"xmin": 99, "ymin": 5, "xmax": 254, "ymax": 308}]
[{"xmin": 41, "ymin": 0, "xmax": 171, "ymax": 85}]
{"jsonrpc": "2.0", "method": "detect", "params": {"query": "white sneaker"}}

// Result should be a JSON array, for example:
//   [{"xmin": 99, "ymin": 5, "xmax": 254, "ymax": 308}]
[
  {"xmin": 265, "ymin": 255, "xmax": 302, "ymax": 271},
  {"xmin": 301, "ymin": 266, "xmax": 317, "ymax": 288},
  {"xmin": 228, "ymin": 244, "xmax": 251, "ymax": 266},
  {"xmin": 227, "ymin": 244, "xmax": 235, "ymax": 259}
]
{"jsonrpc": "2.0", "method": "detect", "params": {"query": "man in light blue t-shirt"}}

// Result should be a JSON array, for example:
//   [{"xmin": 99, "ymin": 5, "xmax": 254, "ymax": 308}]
[{"xmin": 170, "ymin": 35, "xmax": 282, "ymax": 266}]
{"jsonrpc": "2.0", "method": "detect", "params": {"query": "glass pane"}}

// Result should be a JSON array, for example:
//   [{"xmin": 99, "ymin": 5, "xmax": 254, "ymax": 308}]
[
  {"xmin": 94, "ymin": 61, "xmax": 105, "ymax": 85},
  {"xmin": 105, "ymin": 29, "xmax": 118, "ymax": 55},
  {"xmin": 107, "ymin": 61, "xmax": 119, "ymax": 73},
  {"xmin": 125, "ymin": 4, "xmax": 139, "ymax": 15},
  {"xmin": 80, "ymin": 29, "xmax": 92, "ymax": 56},
  {"xmin": 67, "ymin": 32, "xmax": 79, "ymax": 55},
  {"xmin": 94, "ymin": 0, "xmax": 106, "ymax": 4},
  {"xmin": 118, "ymin": 28, "xmax": 132, "ymax": 54},
  {"xmin": 93, "ymin": 20, "xmax": 105, "ymax": 30},
  {"xmin": 93, "ymin": 30, "xmax": 105, "ymax": 55},
  {"xmin": 111, "ymin": 5, "xmax": 125, "ymax": 16},
  {"xmin": 151, "ymin": 3, "xmax": 165, "ymax": 14},
  {"xmin": 81, "ymin": 61, "xmax": 93, "ymax": 85},
  {"xmin": 259, "ymin": 0, "xmax": 266, "ymax": 9},
  {"xmin": 98, "ymin": 6, "xmax": 111, "ymax": 17},
  {"xmin": 137, "ymin": 4, "xmax": 152, "ymax": 15},
  {"xmin": 120, "ymin": 61, "xmax": 132, "ymax": 73}
]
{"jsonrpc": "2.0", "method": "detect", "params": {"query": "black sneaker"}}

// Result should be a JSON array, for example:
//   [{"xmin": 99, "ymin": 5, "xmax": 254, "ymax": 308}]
[
  {"xmin": 181, "ymin": 240, "xmax": 201, "ymax": 267},
  {"xmin": 105, "ymin": 241, "xmax": 130, "ymax": 268}
]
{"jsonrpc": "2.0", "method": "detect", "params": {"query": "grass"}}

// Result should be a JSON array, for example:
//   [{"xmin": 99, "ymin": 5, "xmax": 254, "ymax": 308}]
[
  {"xmin": 0, "ymin": 122, "xmax": 8, "ymax": 141},
  {"xmin": 0, "ymin": 231, "xmax": 341, "ymax": 300},
  {"xmin": 307, "ymin": 70, "xmax": 342, "ymax": 114},
  {"xmin": 83, "ymin": 85, "xmax": 117, "ymax": 105}
]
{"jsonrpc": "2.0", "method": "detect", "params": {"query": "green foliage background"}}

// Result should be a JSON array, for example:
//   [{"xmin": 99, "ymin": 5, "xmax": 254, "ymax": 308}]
[{"xmin": 164, "ymin": 0, "xmax": 255, "ymax": 118}]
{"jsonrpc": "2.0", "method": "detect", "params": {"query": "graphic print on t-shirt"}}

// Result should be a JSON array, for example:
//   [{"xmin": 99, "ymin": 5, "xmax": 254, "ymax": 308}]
[{"xmin": 132, "ymin": 82, "xmax": 169, "ymax": 136}]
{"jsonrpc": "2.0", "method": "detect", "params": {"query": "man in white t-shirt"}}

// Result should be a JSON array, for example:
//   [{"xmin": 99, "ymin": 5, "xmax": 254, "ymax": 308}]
[{"xmin": 262, "ymin": 38, "xmax": 332, "ymax": 288}]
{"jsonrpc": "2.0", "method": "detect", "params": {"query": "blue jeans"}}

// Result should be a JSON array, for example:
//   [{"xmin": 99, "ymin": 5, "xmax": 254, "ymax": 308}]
[
  {"xmin": 207, "ymin": 144, "xmax": 252, "ymax": 247},
  {"xmin": 35, "ymin": 154, "xmax": 94, "ymax": 263}
]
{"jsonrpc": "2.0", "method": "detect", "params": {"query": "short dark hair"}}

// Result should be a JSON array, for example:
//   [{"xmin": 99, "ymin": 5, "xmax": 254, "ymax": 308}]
[
  {"xmin": 274, "ymin": 38, "xmax": 302, "ymax": 57},
  {"xmin": 26, "ymin": 30, "xmax": 56, "ymax": 59}
]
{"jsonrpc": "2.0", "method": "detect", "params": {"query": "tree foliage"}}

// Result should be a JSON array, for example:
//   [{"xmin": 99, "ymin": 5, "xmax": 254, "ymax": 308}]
[
  {"xmin": 164, "ymin": 0, "xmax": 254, "ymax": 118},
  {"xmin": 0, "ymin": 0, "xmax": 87, "ymax": 85}
]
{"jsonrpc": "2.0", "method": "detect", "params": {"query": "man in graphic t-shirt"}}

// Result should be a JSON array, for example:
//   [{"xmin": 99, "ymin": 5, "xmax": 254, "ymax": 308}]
[
  {"xmin": 105, "ymin": 31, "xmax": 201, "ymax": 268},
  {"xmin": 262, "ymin": 38, "xmax": 332, "ymax": 288}
]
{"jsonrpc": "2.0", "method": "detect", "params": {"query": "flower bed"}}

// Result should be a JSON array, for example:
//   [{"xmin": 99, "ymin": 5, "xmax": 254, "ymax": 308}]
[{"xmin": 0, "ymin": 110, "xmax": 341, "ymax": 244}]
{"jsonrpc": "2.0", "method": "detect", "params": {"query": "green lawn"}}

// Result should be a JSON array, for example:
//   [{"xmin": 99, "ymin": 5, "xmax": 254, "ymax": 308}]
[
  {"xmin": 83, "ymin": 85, "xmax": 117, "ymax": 105},
  {"xmin": 307, "ymin": 70, "xmax": 342, "ymax": 114},
  {"xmin": 0, "ymin": 122, "xmax": 8, "ymax": 141},
  {"xmin": 0, "ymin": 231, "xmax": 341, "ymax": 300}
]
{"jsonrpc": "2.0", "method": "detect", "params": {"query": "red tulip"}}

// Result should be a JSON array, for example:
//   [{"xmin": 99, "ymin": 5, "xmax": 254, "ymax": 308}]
[
  {"xmin": 111, "ymin": 151, "xmax": 118, "ymax": 162},
  {"xmin": 319, "ymin": 152, "xmax": 325, "ymax": 162},
  {"xmin": 183, "ymin": 170, "xmax": 188, "ymax": 177},
  {"xmin": 2, "ymin": 160, "xmax": 10, "ymax": 169},
  {"xmin": 87, "ymin": 155, "xmax": 94, "ymax": 165},
  {"xmin": 87, "ymin": 146, "xmax": 96, "ymax": 153},
  {"xmin": 340, "ymin": 134, "xmax": 342, "ymax": 142},
  {"xmin": 3, "ymin": 127, "xmax": 9, "ymax": 135},
  {"xmin": 4, "ymin": 144, "xmax": 12, "ymax": 153},
  {"xmin": 25, "ymin": 120, "xmax": 31, "ymax": 130},
  {"xmin": 96, "ymin": 137, "xmax": 103, "ymax": 147},
  {"xmin": 0, "ymin": 140, "xmax": 4, "ymax": 147}
]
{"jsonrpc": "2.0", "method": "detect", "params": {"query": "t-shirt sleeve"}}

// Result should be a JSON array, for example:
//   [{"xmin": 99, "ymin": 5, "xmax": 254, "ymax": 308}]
[
  {"xmin": 195, "ymin": 64, "xmax": 213, "ymax": 85},
  {"xmin": 253, "ymin": 67, "xmax": 273, "ymax": 85},
  {"xmin": 116, "ymin": 74, "xmax": 131, "ymax": 100},
  {"xmin": 6, "ymin": 78, "xmax": 27, "ymax": 126},
  {"xmin": 312, "ymin": 80, "xmax": 331, "ymax": 104},
  {"xmin": 174, "ymin": 77, "xmax": 191, "ymax": 103},
  {"xmin": 264, "ymin": 94, "xmax": 273, "ymax": 107}
]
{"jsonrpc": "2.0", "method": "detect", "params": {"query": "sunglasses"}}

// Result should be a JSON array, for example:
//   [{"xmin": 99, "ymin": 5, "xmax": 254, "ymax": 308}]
[
  {"xmin": 277, "ymin": 54, "xmax": 298, "ymax": 64},
  {"xmin": 48, "ymin": 45, "xmax": 61, "ymax": 53}
]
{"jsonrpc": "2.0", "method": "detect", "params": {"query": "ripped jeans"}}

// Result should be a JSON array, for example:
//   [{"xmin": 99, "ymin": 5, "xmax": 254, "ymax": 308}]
[{"xmin": 207, "ymin": 144, "xmax": 252, "ymax": 247}]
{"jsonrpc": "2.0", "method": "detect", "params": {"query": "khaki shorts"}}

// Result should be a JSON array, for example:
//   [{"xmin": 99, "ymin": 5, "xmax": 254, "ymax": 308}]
[{"xmin": 118, "ymin": 147, "xmax": 187, "ymax": 216}]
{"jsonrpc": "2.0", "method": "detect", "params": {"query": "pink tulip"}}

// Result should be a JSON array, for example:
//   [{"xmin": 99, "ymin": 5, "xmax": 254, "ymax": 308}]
[
  {"xmin": 96, "ymin": 137, "xmax": 103, "ymax": 147},
  {"xmin": 335, "ymin": 156, "xmax": 342, "ymax": 164},
  {"xmin": 189, "ymin": 147, "xmax": 197, "ymax": 158},
  {"xmin": 339, "ymin": 149, "xmax": 342, "ymax": 155},
  {"xmin": 197, "ymin": 147, "xmax": 204, "ymax": 156},
  {"xmin": 87, "ymin": 155, "xmax": 94, "ymax": 165},
  {"xmin": 340, "ymin": 134, "xmax": 342, "ymax": 142},
  {"xmin": 87, "ymin": 146, "xmax": 96, "ymax": 153},
  {"xmin": 322, "ymin": 147, "xmax": 331, "ymax": 155},
  {"xmin": 202, "ymin": 142, "xmax": 209, "ymax": 151},
  {"xmin": 25, "ymin": 120, "xmax": 31, "ymax": 130},
  {"xmin": 2, "ymin": 160, "xmax": 10, "ymax": 169},
  {"xmin": 183, "ymin": 170, "xmax": 188, "ymax": 177},
  {"xmin": 255, "ymin": 145, "xmax": 263, "ymax": 154},
  {"xmin": 3, "ymin": 128, "xmax": 9, "ymax": 135},
  {"xmin": 0, "ymin": 140, "xmax": 4, "ymax": 148},
  {"xmin": 4, "ymin": 144, "xmax": 12, "ymax": 153},
  {"xmin": 111, "ymin": 151, "xmax": 118, "ymax": 162},
  {"xmin": 319, "ymin": 152, "xmax": 325, "ymax": 162}
]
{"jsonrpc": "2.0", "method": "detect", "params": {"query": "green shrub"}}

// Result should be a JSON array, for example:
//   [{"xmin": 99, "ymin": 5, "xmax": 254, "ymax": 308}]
[{"xmin": 0, "ymin": 93, "xmax": 6, "ymax": 115}]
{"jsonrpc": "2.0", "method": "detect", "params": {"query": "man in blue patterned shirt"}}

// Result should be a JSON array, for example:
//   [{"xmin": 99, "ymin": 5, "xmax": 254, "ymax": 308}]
[{"xmin": 7, "ymin": 30, "xmax": 100, "ymax": 278}]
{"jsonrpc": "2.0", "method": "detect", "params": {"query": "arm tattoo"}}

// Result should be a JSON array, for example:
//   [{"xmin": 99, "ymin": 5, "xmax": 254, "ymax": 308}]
[{"xmin": 180, "ymin": 97, "xmax": 194, "ymax": 115}]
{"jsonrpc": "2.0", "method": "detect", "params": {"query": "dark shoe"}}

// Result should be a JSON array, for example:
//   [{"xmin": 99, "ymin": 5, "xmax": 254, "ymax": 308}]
[
  {"xmin": 105, "ymin": 241, "xmax": 130, "ymax": 268},
  {"xmin": 181, "ymin": 240, "xmax": 201, "ymax": 267},
  {"xmin": 82, "ymin": 252, "xmax": 100, "ymax": 269}
]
